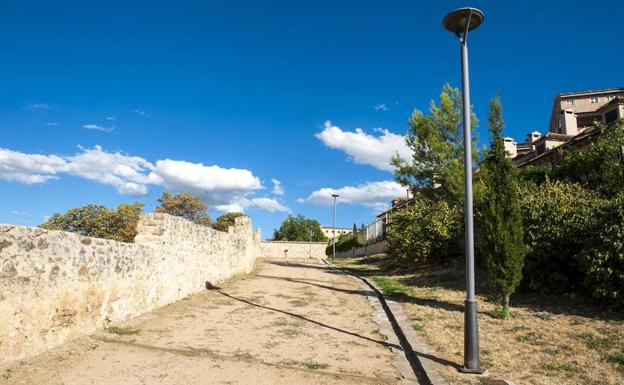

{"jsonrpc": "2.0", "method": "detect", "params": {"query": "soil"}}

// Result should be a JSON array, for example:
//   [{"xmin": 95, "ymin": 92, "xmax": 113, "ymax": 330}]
[{"xmin": 1, "ymin": 258, "xmax": 407, "ymax": 385}]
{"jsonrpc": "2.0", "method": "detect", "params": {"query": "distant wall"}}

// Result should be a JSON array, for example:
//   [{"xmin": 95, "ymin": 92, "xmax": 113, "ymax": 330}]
[
  {"xmin": 334, "ymin": 239, "xmax": 388, "ymax": 259},
  {"xmin": 0, "ymin": 213, "xmax": 261, "ymax": 365},
  {"xmin": 260, "ymin": 240, "xmax": 327, "ymax": 259}
]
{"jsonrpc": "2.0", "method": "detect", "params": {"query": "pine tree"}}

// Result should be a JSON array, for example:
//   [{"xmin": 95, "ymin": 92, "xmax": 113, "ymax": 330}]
[{"xmin": 478, "ymin": 96, "xmax": 526, "ymax": 319}]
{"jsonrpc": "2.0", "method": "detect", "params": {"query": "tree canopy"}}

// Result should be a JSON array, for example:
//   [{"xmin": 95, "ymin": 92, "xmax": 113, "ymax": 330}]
[
  {"xmin": 477, "ymin": 97, "xmax": 526, "ymax": 319},
  {"xmin": 272, "ymin": 214, "xmax": 328, "ymax": 242},
  {"xmin": 40, "ymin": 202, "xmax": 144, "ymax": 243},
  {"xmin": 392, "ymin": 83, "xmax": 480, "ymax": 204},
  {"xmin": 155, "ymin": 191, "xmax": 211, "ymax": 226},
  {"xmin": 212, "ymin": 212, "xmax": 245, "ymax": 232}
]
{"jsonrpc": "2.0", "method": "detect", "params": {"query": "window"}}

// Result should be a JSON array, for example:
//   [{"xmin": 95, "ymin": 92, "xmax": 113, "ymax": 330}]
[
  {"xmin": 605, "ymin": 109, "xmax": 619, "ymax": 124},
  {"xmin": 590, "ymin": 96, "xmax": 600, "ymax": 103},
  {"xmin": 606, "ymin": 95, "xmax": 616, "ymax": 102},
  {"xmin": 565, "ymin": 99, "xmax": 575, "ymax": 106}
]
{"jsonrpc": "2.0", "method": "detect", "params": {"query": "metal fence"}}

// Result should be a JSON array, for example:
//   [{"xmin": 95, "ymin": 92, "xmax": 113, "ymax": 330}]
[{"xmin": 364, "ymin": 219, "xmax": 386, "ymax": 242}]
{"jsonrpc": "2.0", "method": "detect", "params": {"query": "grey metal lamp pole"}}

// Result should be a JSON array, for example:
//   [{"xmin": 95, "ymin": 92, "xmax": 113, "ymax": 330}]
[
  {"xmin": 309, "ymin": 226, "xmax": 313, "ymax": 258},
  {"xmin": 443, "ymin": 7, "xmax": 485, "ymax": 374},
  {"xmin": 331, "ymin": 194, "xmax": 339, "ymax": 260}
]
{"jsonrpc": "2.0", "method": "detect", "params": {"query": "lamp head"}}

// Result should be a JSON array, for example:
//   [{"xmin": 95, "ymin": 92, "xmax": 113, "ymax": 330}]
[
  {"xmin": 443, "ymin": 7, "xmax": 484, "ymax": 34},
  {"xmin": 332, "ymin": 194, "xmax": 339, "ymax": 198}
]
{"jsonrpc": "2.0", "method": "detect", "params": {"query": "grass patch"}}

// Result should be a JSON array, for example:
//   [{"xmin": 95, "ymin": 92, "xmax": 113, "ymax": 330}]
[
  {"xmin": 370, "ymin": 276, "xmax": 409, "ymax": 297},
  {"xmin": 605, "ymin": 351, "xmax": 624, "ymax": 369},
  {"xmin": 411, "ymin": 321, "xmax": 425, "ymax": 331},
  {"xmin": 280, "ymin": 359, "xmax": 329, "ymax": 370},
  {"xmin": 544, "ymin": 362, "xmax": 577, "ymax": 372},
  {"xmin": 107, "ymin": 326, "xmax": 139, "ymax": 335}
]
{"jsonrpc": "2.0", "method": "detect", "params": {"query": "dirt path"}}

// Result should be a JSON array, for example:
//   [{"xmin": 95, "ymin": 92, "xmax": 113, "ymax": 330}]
[{"xmin": 1, "ymin": 258, "xmax": 410, "ymax": 385}]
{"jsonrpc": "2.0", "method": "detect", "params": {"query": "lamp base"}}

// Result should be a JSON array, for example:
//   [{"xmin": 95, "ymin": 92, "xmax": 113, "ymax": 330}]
[{"xmin": 459, "ymin": 366, "xmax": 486, "ymax": 374}]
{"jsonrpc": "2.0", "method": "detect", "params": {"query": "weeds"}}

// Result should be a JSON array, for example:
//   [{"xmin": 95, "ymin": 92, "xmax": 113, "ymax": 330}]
[
  {"xmin": 370, "ymin": 276, "xmax": 409, "ymax": 297},
  {"xmin": 107, "ymin": 326, "xmax": 139, "ymax": 335}
]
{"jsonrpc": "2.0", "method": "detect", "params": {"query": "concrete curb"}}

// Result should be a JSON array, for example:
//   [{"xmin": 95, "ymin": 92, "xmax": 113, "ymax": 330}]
[{"xmin": 321, "ymin": 259, "xmax": 450, "ymax": 385}]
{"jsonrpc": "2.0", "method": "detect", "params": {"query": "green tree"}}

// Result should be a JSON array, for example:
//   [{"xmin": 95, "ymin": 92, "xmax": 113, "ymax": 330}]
[
  {"xmin": 551, "ymin": 119, "xmax": 624, "ymax": 197},
  {"xmin": 272, "ymin": 214, "xmax": 327, "ymax": 241},
  {"xmin": 392, "ymin": 83, "xmax": 480, "ymax": 204},
  {"xmin": 212, "ymin": 212, "xmax": 245, "ymax": 232},
  {"xmin": 478, "ymin": 97, "xmax": 526, "ymax": 318},
  {"xmin": 352, "ymin": 223, "xmax": 357, "ymax": 235},
  {"xmin": 155, "ymin": 191, "xmax": 211, "ymax": 225},
  {"xmin": 40, "ymin": 202, "xmax": 144, "ymax": 243}
]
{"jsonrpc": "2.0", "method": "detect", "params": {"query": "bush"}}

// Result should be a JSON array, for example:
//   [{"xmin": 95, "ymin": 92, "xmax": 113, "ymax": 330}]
[
  {"xmin": 387, "ymin": 196, "xmax": 462, "ymax": 265},
  {"xmin": 578, "ymin": 191, "xmax": 624, "ymax": 308},
  {"xmin": 212, "ymin": 212, "xmax": 245, "ymax": 232},
  {"xmin": 519, "ymin": 180, "xmax": 602, "ymax": 293},
  {"xmin": 326, "ymin": 233, "xmax": 363, "ymax": 255},
  {"xmin": 155, "ymin": 191, "xmax": 211, "ymax": 226},
  {"xmin": 40, "ymin": 202, "xmax": 144, "ymax": 243}
]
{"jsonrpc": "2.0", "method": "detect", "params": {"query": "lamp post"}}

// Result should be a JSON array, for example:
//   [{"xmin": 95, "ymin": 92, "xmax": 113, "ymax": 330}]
[
  {"xmin": 443, "ymin": 7, "xmax": 485, "ymax": 374},
  {"xmin": 308, "ymin": 226, "xmax": 314, "ymax": 258},
  {"xmin": 331, "ymin": 194, "xmax": 339, "ymax": 260}
]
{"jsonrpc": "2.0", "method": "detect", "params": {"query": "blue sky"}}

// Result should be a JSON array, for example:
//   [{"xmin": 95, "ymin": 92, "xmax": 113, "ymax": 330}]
[{"xmin": 1, "ymin": 1, "xmax": 622, "ymax": 238}]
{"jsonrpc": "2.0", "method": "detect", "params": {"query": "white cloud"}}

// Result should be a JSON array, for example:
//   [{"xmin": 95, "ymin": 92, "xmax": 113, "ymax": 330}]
[
  {"xmin": 106, "ymin": 116, "xmax": 116, "ymax": 121},
  {"xmin": 271, "ymin": 178, "xmax": 284, "ymax": 196},
  {"xmin": 0, "ymin": 148, "xmax": 66, "ymax": 184},
  {"xmin": 249, "ymin": 197, "xmax": 290, "ymax": 213},
  {"xmin": 133, "ymin": 109, "xmax": 147, "ymax": 117},
  {"xmin": 0, "ymin": 145, "xmax": 282, "ymax": 213},
  {"xmin": 23, "ymin": 103, "xmax": 52, "ymax": 111},
  {"xmin": 63, "ymin": 145, "xmax": 155, "ymax": 196},
  {"xmin": 374, "ymin": 103, "xmax": 388, "ymax": 111},
  {"xmin": 300, "ymin": 180, "xmax": 406, "ymax": 211},
  {"xmin": 83, "ymin": 124, "xmax": 114, "ymax": 133},
  {"xmin": 315, "ymin": 121, "xmax": 412, "ymax": 172},
  {"xmin": 45, "ymin": 122, "xmax": 60, "ymax": 126}
]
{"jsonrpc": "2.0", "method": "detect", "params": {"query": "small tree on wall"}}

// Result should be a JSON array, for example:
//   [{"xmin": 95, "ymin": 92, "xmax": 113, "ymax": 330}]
[
  {"xmin": 212, "ymin": 212, "xmax": 245, "ymax": 232},
  {"xmin": 478, "ymin": 96, "xmax": 526, "ymax": 319},
  {"xmin": 155, "ymin": 192, "xmax": 211, "ymax": 226}
]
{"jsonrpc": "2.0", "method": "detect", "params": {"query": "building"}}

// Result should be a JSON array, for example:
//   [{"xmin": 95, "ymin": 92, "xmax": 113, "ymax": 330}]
[
  {"xmin": 320, "ymin": 226, "xmax": 352, "ymax": 239},
  {"xmin": 508, "ymin": 88, "xmax": 624, "ymax": 167}
]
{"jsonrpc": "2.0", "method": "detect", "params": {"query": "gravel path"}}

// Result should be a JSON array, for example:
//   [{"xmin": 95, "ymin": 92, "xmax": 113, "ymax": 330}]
[{"xmin": 1, "ymin": 258, "xmax": 408, "ymax": 385}]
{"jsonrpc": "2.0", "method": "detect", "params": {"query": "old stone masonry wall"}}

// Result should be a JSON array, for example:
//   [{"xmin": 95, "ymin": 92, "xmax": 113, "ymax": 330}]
[
  {"xmin": 0, "ymin": 213, "xmax": 261, "ymax": 365},
  {"xmin": 260, "ymin": 240, "xmax": 328, "ymax": 259}
]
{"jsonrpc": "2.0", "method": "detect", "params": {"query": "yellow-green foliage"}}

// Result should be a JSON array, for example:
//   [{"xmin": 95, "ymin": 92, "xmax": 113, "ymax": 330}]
[
  {"xmin": 155, "ymin": 191, "xmax": 211, "ymax": 226},
  {"xmin": 387, "ymin": 195, "xmax": 461, "ymax": 265},
  {"xmin": 40, "ymin": 202, "xmax": 144, "ymax": 243}
]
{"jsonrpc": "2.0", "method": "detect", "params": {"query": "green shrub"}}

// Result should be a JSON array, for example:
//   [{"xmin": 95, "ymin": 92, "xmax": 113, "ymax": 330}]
[
  {"xmin": 519, "ymin": 180, "xmax": 602, "ymax": 293},
  {"xmin": 212, "ymin": 212, "xmax": 245, "ymax": 232},
  {"xmin": 325, "ymin": 233, "xmax": 363, "ymax": 255},
  {"xmin": 386, "ymin": 195, "xmax": 462, "ymax": 265},
  {"xmin": 578, "ymin": 191, "xmax": 624, "ymax": 308},
  {"xmin": 40, "ymin": 202, "xmax": 144, "ymax": 243}
]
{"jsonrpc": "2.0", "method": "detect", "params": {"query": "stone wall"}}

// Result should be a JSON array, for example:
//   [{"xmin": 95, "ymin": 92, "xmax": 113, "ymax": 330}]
[
  {"xmin": 260, "ymin": 240, "xmax": 327, "ymax": 259},
  {"xmin": 334, "ymin": 239, "xmax": 388, "ymax": 259},
  {"xmin": 0, "ymin": 213, "xmax": 261, "ymax": 365}
]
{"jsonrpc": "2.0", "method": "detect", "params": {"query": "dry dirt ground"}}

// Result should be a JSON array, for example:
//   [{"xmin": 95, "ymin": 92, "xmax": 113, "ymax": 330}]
[
  {"xmin": 1, "ymin": 258, "xmax": 410, "ymax": 385},
  {"xmin": 335, "ymin": 255, "xmax": 624, "ymax": 385}
]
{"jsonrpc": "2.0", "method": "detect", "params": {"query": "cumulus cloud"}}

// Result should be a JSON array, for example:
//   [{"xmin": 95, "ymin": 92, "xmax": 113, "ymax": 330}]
[
  {"xmin": 299, "ymin": 180, "xmax": 406, "ymax": 211},
  {"xmin": 83, "ymin": 124, "xmax": 114, "ymax": 133},
  {"xmin": 64, "ymin": 145, "xmax": 155, "ymax": 196},
  {"xmin": 374, "ymin": 103, "xmax": 388, "ymax": 111},
  {"xmin": 249, "ymin": 197, "xmax": 290, "ymax": 213},
  {"xmin": 0, "ymin": 148, "xmax": 66, "ymax": 184},
  {"xmin": 315, "ymin": 121, "xmax": 412, "ymax": 172},
  {"xmin": 271, "ymin": 178, "xmax": 284, "ymax": 196},
  {"xmin": 0, "ymin": 145, "xmax": 282, "ymax": 213}
]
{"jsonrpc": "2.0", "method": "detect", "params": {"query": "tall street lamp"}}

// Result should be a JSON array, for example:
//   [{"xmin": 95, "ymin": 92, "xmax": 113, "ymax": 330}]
[
  {"xmin": 308, "ymin": 226, "xmax": 314, "ymax": 258},
  {"xmin": 331, "ymin": 194, "xmax": 339, "ymax": 260},
  {"xmin": 443, "ymin": 7, "xmax": 485, "ymax": 374}
]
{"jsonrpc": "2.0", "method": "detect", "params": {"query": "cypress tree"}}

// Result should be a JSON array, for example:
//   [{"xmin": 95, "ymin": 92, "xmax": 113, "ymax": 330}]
[{"xmin": 478, "ymin": 96, "xmax": 526, "ymax": 319}]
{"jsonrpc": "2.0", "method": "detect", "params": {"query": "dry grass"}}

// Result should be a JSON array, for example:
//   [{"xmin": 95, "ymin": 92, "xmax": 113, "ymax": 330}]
[{"xmin": 335, "ymin": 255, "xmax": 624, "ymax": 385}]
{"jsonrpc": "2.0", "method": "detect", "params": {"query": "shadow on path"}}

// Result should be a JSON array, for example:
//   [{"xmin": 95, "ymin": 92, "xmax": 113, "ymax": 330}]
[
  {"xmin": 253, "ymin": 274, "xmax": 376, "ymax": 297},
  {"xmin": 214, "ymin": 290, "xmax": 401, "ymax": 351},
  {"xmin": 323, "ymin": 261, "xmax": 462, "ymax": 385}
]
